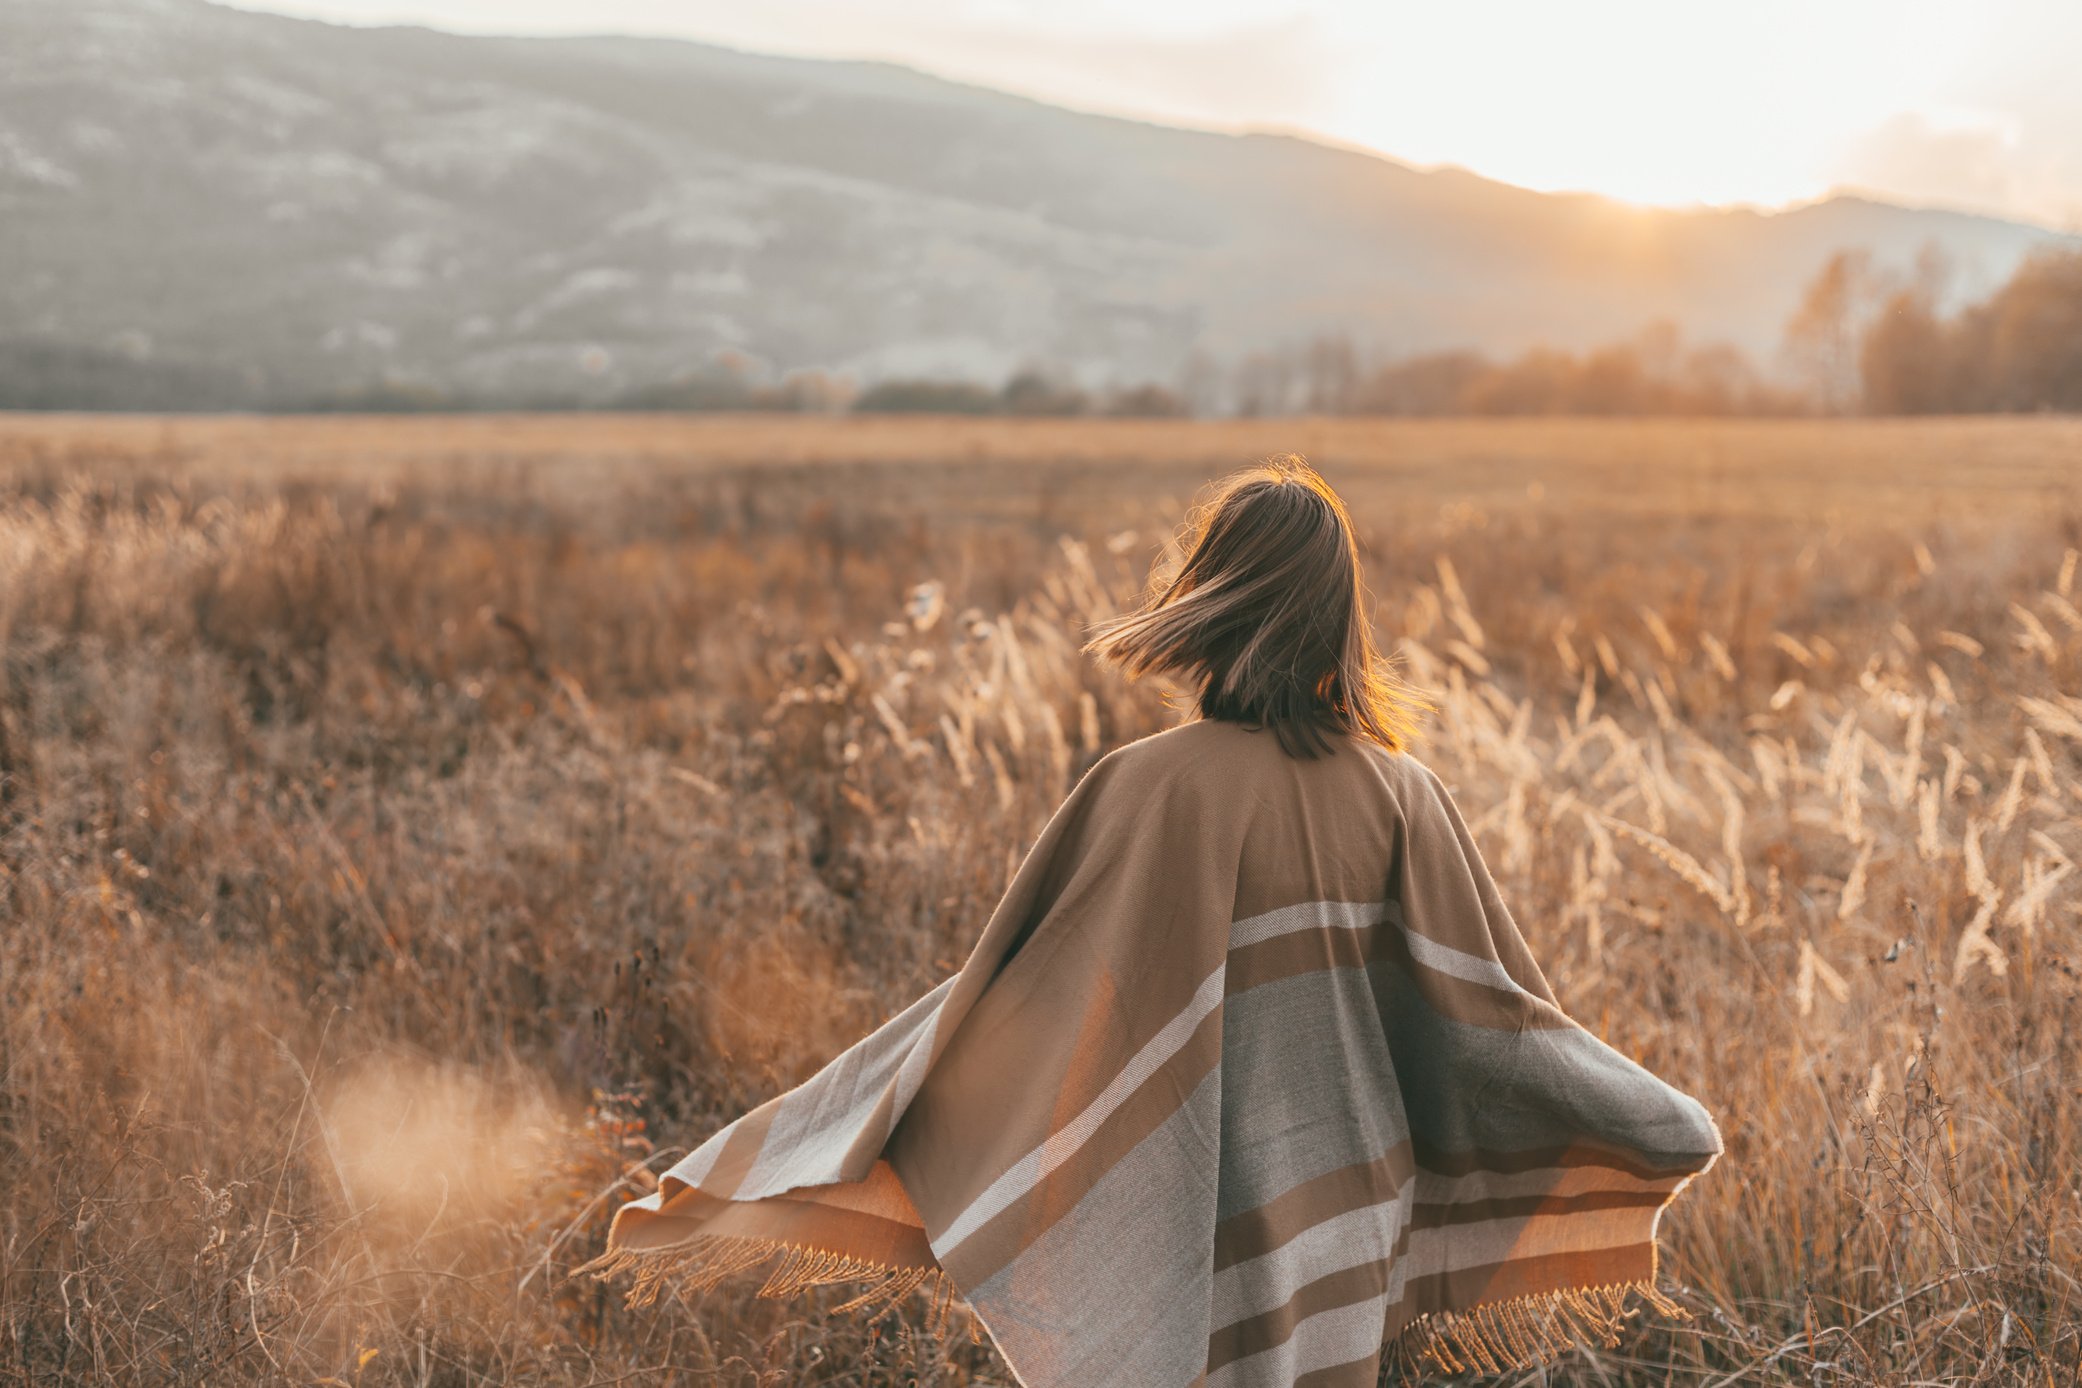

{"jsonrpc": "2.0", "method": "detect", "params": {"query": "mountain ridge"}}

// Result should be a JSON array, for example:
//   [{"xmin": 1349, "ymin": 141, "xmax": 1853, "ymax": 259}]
[{"xmin": 2, "ymin": 0, "xmax": 2073, "ymax": 408}]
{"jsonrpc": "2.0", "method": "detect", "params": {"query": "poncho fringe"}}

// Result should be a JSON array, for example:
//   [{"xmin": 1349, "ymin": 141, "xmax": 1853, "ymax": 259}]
[
  {"xmin": 576, "ymin": 1237, "xmax": 975, "ymax": 1342},
  {"xmin": 1387, "ymin": 1278, "xmax": 1689, "ymax": 1376},
  {"xmin": 578, "ymin": 1238, "xmax": 1690, "ymax": 1375},
  {"xmin": 583, "ymin": 721, "xmax": 1721, "ymax": 1385}
]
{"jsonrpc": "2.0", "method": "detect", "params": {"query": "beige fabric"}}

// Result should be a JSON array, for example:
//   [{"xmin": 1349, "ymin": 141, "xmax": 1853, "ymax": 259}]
[{"xmin": 584, "ymin": 719, "xmax": 1722, "ymax": 1385}]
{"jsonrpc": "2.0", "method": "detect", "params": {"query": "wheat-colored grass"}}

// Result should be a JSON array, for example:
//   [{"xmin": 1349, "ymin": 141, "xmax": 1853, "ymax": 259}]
[{"xmin": 0, "ymin": 415, "xmax": 2077, "ymax": 1386}]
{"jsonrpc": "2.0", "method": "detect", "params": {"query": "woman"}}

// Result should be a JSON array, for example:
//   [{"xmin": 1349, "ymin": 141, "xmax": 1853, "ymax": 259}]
[{"xmin": 584, "ymin": 456, "xmax": 1722, "ymax": 1385}]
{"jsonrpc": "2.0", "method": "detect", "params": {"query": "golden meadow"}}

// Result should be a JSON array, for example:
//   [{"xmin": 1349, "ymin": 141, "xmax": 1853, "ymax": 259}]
[{"xmin": 1, "ymin": 414, "xmax": 2078, "ymax": 1386}]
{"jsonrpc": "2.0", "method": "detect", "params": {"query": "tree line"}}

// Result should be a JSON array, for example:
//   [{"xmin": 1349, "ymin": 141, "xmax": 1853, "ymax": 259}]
[
  {"xmin": 842, "ymin": 244, "xmax": 2081, "ymax": 419},
  {"xmin": 3, "ymin": 246, "xmax": 2075, "ymax": 415},
  {"xmin": 1833, "ymin": 246, "xmax": 2082, "ymax": 413}
]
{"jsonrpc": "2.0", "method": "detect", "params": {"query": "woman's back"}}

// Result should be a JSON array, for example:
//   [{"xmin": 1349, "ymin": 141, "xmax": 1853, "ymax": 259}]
[
  {"xmin": 884, "ymin": 717, "xmax": 1718, "ymax": 1384},
  {"xmin": 588, "ymin": 460, "xmax": 1721, "ymax": 1387}
]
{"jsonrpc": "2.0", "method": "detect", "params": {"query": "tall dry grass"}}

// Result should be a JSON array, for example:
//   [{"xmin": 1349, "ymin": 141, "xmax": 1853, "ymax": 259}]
[{"xmin": 0, "ymin": 417, "xmax": 2077, "ymax": 1386}]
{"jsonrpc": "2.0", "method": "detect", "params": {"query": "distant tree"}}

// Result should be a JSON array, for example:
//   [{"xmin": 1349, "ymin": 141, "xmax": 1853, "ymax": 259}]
[
  {"xmin": 998, "ymin": 369, "xmax": 1088, "ymax": 416},
  {"xmin": 1845, "ymin": 244, "xmax": 2082, "ymax": 415},
  {"xmin": 1301, "ymin": 334, "xmax": 1360, "ymax": 412},
  {"xmin": 1463, "ymin": 348, "xmax": 1575, "ymax": 415},
  {"xmin": 1176, "ymin": 350, "xmax": 1223, "ymax": 417},
  {"xmin": 1859, "ymin": 287, "xmax": 1953, "ymax": 414},
  {"xmin": 1574, "ymin": 344, "xmax": 1652, "ymax": 414},
  {"xmin": 1783, "ymin": 250, "xmax": 1884, "ymax": 413},
  {"xmin": 1971, "ymin": 247, "xmax": 2082, "ymax": 411},
  {"xmin": 1909, "ymin": 241, "xmax": 1955, "ymax": 307},
  {"xmin": 1633, "ymin": 319, "xmax": 1684, "ymax": 382},
  {"xmin": 1674, "ymin": 343, "xmax": 1754, "ymax": 415},
  {"xmin": 1203, "ymin": 329, "xmax": 1809, "ymax": 420},
  {"xmin": 765, "ymin": 369, "xmax": 857, "ymax": 413},
  {"xmin": 1231, "ymin": 350, "xmax": 1298, "ymax": 417},
  {"xmin": 614, "ymin": 371, "xmax": 754, "ymax": 411},
  {"xmin": 1351, "ymin": 351, "xmax": 1489, "ymax": 415},
  {"xmin": 0, "ymin": 340, "xmax": 258, "ymax": 411},
  {"xmin": 615, "ymin": 350, "xmax": 768, "ymax": 410},
  {"xmin": 1102, "ymin": 382, "xmax": 1187, "ymax": 417},
  {"xmin": 853, "ymin": 379, "xmax": 999, "ymax": 413}
]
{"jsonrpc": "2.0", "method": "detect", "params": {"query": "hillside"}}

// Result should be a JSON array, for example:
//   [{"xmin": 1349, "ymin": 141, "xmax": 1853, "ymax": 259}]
[{"xmin": 0, "ymin": 0, "xmax": 2071, "ymax": 406}]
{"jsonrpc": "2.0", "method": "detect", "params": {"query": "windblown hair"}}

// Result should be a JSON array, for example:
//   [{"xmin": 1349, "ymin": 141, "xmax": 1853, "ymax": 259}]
[{"xmin": 1083, "ymin": 455, "xmax": 1429, "ymax": 759}]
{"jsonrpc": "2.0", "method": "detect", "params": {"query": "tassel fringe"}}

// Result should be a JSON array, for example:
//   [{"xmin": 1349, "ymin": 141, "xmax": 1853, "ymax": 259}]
[
  {"xmin": 573, "ymin": 1235, "xmax": 979, "ymax": 1343},
  {"xmin": 578, "ymin": 1243, "xmax": 1682, "ymax": 1372},
  {"xmin": 1387, "ymin": 1279, "xmax": 1688, "ymax": 1378}
]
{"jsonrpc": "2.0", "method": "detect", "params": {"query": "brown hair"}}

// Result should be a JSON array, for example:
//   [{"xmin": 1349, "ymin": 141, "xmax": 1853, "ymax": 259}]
[{"xmin": 1083, "ymin": 455, "xmax": 1429, "ymax": 759}]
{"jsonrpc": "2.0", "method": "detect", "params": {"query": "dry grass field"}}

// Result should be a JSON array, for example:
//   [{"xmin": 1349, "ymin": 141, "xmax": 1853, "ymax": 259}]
[{"xmin": 2, "ymin": 413, "xmax": 2079, "ymax": 1386}]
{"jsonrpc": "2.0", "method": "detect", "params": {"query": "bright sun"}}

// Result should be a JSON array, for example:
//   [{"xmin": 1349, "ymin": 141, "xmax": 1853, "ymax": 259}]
[
  {"xmin": 218, "ymin": 0, "xmax": 2078, "ymax": 223},
  {"xmin": 1325, "ymin": 0, "xmax": 1969, "ymax": 209}
]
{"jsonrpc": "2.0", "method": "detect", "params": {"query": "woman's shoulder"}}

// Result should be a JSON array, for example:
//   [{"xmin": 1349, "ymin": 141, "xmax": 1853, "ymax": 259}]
[
  {"xmin": 1094, "ymin": 716, "xmax": 1275, "ymax": 776},
  {"xmin": 1099, "ymin": 717, "xmax": 1440, "ymax": 794}
]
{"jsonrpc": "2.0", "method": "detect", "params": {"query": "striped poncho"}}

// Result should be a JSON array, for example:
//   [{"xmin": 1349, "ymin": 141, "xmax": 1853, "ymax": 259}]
[{"xmin": 584, "ymin": 718, "xmax": 1723, "ymax": 1384}]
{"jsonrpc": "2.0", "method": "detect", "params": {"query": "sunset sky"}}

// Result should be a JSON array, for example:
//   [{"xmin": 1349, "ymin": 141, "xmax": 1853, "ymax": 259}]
[{"xmin": 225, "ymin": 0, "xmax": 2082, "ymax": 229}]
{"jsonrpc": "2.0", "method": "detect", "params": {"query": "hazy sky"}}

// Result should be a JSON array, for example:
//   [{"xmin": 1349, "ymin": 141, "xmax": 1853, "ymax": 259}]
[{"xmin": 222, "ymin": 0, "xmax": 2082, "ymax": 228}]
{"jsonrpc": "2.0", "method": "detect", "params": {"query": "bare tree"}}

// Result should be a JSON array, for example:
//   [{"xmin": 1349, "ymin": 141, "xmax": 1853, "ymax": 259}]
[
  {"xmin": 1859, "ymin": 287, "xmax": 1951, "ymax": 414},
  {"xmin": 1301, "ymin": 334, "xmax": 1360, "ymax": 413},
  {"xmin": 1782, "ymin": 249, "xmax": 1884, "ymax": 413}
]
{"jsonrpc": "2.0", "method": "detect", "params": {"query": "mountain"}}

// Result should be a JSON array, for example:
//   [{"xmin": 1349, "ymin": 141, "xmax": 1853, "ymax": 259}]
[{"xmin": 1, "ymin": 0, "xmax": 2073, "ymax": 408}]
